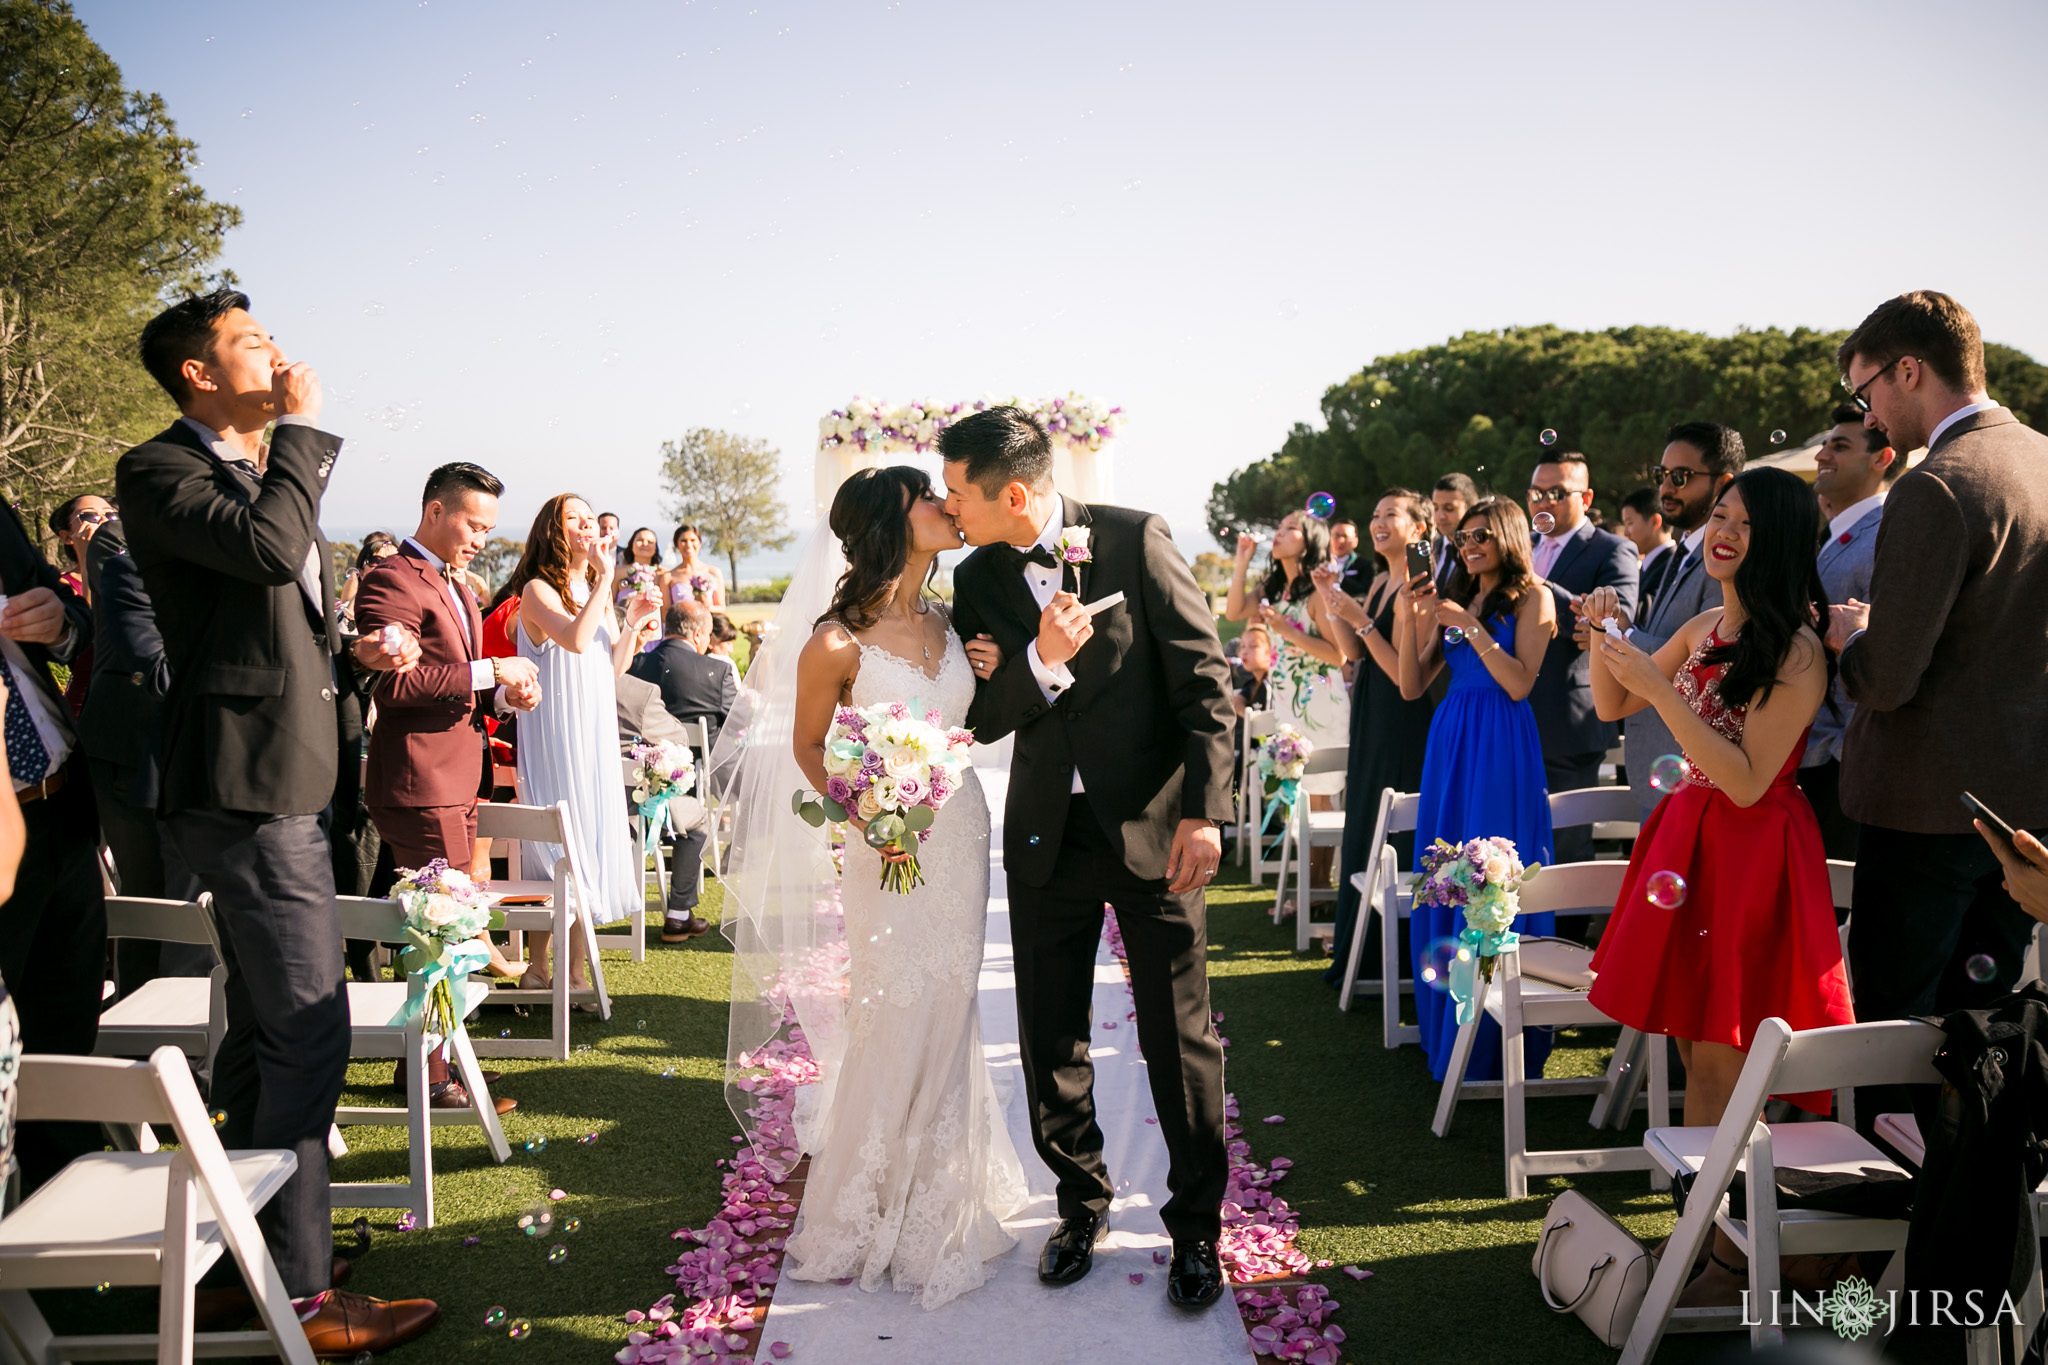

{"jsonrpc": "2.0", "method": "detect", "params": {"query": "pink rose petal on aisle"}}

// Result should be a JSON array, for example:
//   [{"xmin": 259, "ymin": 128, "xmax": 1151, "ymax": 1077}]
[
  {"xmin": 1341, "ymin": 1265, "xmax": 1373, "ymax": 1280},
  {"xmin": 550, "ymin": 1188, "xmax": 567, "ymax": 1201},
  {"xmin": 1262, "ymin": 1115, "xmax": 1285, "ymax": 1125},
  {"xmin": 1144, "ymin": 1116, "xmax": 1157, "ymax": 1125},
  {"xmin": 1129, "ymin": 1272, "xmax": 1145, "ymax": 1284},
  {"xmin": 770, "ymin": 1345, "xmax": 792, "ymax": 1360},
  {"xmin": 1152, "ymin": 1250, "xmax": 1168, "ymax": 1265},
  {"xmin": 1101, "ymin": 1021, "xmax": 1117, "ymax": 1030}
]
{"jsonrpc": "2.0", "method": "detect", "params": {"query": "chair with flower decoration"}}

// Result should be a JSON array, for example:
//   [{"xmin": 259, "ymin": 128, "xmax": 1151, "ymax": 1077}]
[
  {"xmin": 1339, "ymin": 787, "xmax": 1421, "ymax": 1044},
  {"xmin": 471, "ymin": 799, "xmax": 614, "ymax": 1060},
  {"xmin": 329, "ymin": 895, "xmax": 510, "ymax": 1231},
  {"xmin": 1270, "ymin": 746, "xmax": 1350, "ymax": 952}
]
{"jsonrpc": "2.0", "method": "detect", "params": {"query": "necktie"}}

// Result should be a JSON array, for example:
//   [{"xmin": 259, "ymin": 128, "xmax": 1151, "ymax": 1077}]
[
  {"xmin": 1534, "ymin": 535, "xmax": 1560, "ymax": 578},
  {"xmin": 443, "ymin": 564, "xmax": 475, "ymax": 648},
  {"xmin": 219, "ymin": 457, "xmax": 261, "ymax": 484},
  {"xmin": 0, "ymin": 654, "xmax": 52, "ymax": 787},
  {"xmin": 998, "ymin": 543, "xmax": 1059, "ymax": 571}
]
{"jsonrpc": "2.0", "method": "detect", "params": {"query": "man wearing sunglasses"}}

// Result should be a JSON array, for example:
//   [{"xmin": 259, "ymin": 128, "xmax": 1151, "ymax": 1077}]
[
  {"xmin": 1824, "ymin": 291, "xmax": 2048, "ymax": 1136},
  {"xmin": 1525, "ymin": 449, "xmax": 1638, "ymax": 863}
]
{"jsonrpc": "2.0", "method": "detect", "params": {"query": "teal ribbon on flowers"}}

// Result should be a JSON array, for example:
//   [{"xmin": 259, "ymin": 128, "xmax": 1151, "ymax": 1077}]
[
  {"xmin": 1261, "ymin": 777, "xmax": 1302, "ymax": 833},
  {"xmin": 637, "ymin": 792, "xmax": 674, "ymax": 851},
  {"xmin": 1446, "ymin": 925, "xmax": 1520, "ymax": 1026},
  {"xmin": 386, "ymin": 939, "xmax": 494, "ymax": 1030}
]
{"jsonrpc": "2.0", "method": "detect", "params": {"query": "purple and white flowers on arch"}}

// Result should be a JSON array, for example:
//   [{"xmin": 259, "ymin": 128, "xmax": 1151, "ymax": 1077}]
[
  {"xmin": 815, "ymin": 392, "xmax": 1126, "ymax": 457},
  {"xmin": 792, "ymin": 701, "xmax": 974, "ymax": 894}
]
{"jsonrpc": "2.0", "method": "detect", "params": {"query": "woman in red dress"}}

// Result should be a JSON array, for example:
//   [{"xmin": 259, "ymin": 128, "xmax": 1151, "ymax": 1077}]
[{"xmin": 1582, "ymin": 466, "xmax": 1854, "ymax": 1133}]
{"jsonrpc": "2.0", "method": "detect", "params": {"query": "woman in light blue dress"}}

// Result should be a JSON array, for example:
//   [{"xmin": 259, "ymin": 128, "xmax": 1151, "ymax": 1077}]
[
  {"xmin": 504, "ymin": 494, "xmax": 658, "ymax": 993},
  {"xmin": 1396, "ymin": 496, "xmax": 1557, "ymax": 1082}
]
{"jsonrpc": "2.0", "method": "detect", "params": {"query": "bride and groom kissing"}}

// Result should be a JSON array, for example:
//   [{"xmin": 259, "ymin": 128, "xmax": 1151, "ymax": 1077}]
[{"xmin": 755, "ymin": 406, "xmax": 1239, "ymax": 1313}]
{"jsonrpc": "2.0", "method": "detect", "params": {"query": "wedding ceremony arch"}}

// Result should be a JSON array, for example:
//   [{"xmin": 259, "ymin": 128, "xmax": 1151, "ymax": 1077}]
[{"xmin": 811, "ymin": 393, "xmax": 1125, "ymax": 515}]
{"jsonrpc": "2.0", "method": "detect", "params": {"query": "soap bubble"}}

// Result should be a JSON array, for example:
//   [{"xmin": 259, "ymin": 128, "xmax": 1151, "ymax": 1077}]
[
  {"xmin": 578, "ymin": 1132, "xmax": 598, "ymax": 1144},
  {"xmin": 1305, "ymin": 491, "xmax": 1336, "ymax": 520},
  {"xmin": 95, "ymin": 1281, "xmax": 111, "ymax": 1294},
  {"xmin": 211, "ymin": 1109, "xmax": 227, "ymax": 1127},
  {"xmin": 1648, "ymin": 754, "xmax": 1687, "ymax": 793},
  {"xmin": 484, "ymin": 1307, "xmax": 507, "ymax": 1327},
  {"xmin": 1368, "ymin": 398, "xmax": 1381, "ymax": 408},
  {"xmin": 1966, "ymin": 954, "xmax": 1998, "ymax": 984},
  {"xmin": 636, "ymin": 1020, "xmax": 647, "ymax": 1030},
  {"xmin": 508, "ymin": 1319, "xmax": 533, "ymax": 1339},
  {"xmin": 1442, "ymin": 627, "xmax": 1465, "ymax": 647},
  {"xmin": 1539, "ymin": 428, "xmax": 1558, "ymax": 446},
  {"xmin": 523, "ymin": 1135, "xmax": 548, "ymax": 1154},
  {"xmin": 1769, "ymin": 429, "xmax": 1787, "ymax": 445},
  {"xmin": 1531, "ymin": 511, "xmax": 1556, "ymax": 536},
  {"xmin": 1646, "ymin": 870, "xmax": 1688, "ymax": 909},
  {"xmin": 1419, "ymin": 937, "xmax": 1467, "ymax": 991},
  {"xmin": 353, "ymin": 1217, "xmax": 371, "ymax": 1249},
  {"xmin": 517, "ymin": 1205, "xmax": 554, "ymax": 1238},
  {"xmin": 547, "ymin": 1244, "xmax": 568, "ymax": 1266},
  {"xmin": 562, "ymin": 1217, "xmax": 581, "ymax": 1235}
]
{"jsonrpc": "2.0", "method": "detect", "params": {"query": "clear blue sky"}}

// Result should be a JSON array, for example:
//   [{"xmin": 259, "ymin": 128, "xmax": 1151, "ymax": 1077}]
[{"xmin": 78, "ymin": 0, "xmax": 2048, "ymax": 567}]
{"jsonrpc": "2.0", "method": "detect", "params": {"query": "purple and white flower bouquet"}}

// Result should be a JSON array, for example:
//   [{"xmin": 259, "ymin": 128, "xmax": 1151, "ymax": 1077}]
[{"xmin": 794, "ymin": 701, "xmax": 974, "ymax": 893}]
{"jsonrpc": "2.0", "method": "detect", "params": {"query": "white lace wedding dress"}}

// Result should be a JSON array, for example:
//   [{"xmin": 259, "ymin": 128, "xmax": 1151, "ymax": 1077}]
[{"xmin": 783, "ymin": 619, "xmax": 1028, "ymax": 1310}]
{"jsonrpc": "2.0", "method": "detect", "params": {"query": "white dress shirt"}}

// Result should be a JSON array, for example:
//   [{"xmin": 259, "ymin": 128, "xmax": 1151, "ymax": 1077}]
[
  {"xmin": 1016, "ymin": 499, "xmax": 1084, "ymax": 793},
  {"xmin": 1827, "ymin": 491, "xmax": 1887, "ymax": 545},
  {"xmin": 179, "ymin": 414, "xmax": 325, "ymax": 611},
  {"xmin": 402, "ymin": 537, "xmax": 502, "ymax": 698},
  {"xmin": 0, "ymin": 633, "xmax": 73, "ymax": 789},
  {"xmin": 1926, "ymin": 400, "xmax": 2000, "ymax": 452}
]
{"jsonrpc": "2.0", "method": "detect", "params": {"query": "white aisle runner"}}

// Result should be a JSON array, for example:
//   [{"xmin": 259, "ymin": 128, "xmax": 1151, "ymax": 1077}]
[{"xmin": 759, "ymin": 757, "xmax": 1249, "ymax": 1364}]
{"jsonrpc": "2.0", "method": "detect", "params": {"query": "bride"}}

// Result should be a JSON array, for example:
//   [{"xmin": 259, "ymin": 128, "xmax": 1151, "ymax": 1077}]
[{"xmin": 715, "ymin": 466, "xmax": 1026, "ymax": 1311}]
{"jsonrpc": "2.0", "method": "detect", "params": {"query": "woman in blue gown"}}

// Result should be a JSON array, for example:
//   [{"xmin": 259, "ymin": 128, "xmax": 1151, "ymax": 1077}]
[{"xmin": 1395, "ymin": 496, "xmax": 1558, "ymax": 1082}]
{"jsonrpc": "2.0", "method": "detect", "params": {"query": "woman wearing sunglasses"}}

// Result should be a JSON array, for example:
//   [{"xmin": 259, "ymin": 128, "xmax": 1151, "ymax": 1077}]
[{"xmin": 1394, "ymin": 496, "xmax": 1559, "ymax": 1083}]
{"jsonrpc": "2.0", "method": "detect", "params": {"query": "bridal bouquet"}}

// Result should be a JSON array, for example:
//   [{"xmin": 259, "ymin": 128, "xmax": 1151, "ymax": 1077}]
[
  {"xmin": 793, "ymin": 701, "xmax": 974, "ymax": 893},
  {"xmin": 389, "ymin": 860, "xmax": 504, "ymax": 1039},
  {"xmin": 616, "ymin": 563, "xmax": 661, "ymax": 608},
  {"xmin": 629, "ymin": 739, "xmax": 697, "ymax": 846},
  {"xmin": 1412, "ymin": 837, "xmax": 1541, "ymax": 1023},
  {"xmin": 1256, "ymin": 724, "xmax": 1315, "ymax": 829}
]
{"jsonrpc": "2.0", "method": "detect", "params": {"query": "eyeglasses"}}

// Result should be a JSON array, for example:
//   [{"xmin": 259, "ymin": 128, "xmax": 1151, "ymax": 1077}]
[
  {"xmin": 1655, "ymin": 467, "xmax": 1703, "ymax": 489},
  {"xmin": 71, "ymin": 509, "xmax": 110, "ymax": 527},
  {"xmin": 1526, "ymin": 487, "xmax": 1580, "ymax": 504},
  {"xmin": 1845, "ymin": 355, "xmax": 1908, "ymax": 413},
  {"xmin": 1453, "ymin": 528, "xmax": 1496, "ymax": 548}
]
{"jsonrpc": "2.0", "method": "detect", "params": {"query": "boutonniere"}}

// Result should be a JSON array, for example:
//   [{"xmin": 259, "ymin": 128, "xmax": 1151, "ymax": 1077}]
[{"xmin": 1056, "ymin": 526, "xmax": 1092, "ymax": 566}]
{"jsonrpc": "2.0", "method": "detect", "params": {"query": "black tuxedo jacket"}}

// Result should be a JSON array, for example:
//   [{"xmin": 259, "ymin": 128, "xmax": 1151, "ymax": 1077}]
[
  {"xmin": 951, "ymin": 498, "xmax": 1236, "ymax": 888},
  {"xmin": 115, "ymin": 419, "xmax": 344, "ymax": 817},
  {"xmin": 627, "ymin": 637, "xmax": 737, "ymax": 751},
  {"xmin": 1527, "ymin": 519, "xmax": 1639, "ymax": 759},
  {"xmin": 79, "ymin": 520, "xmax": 172, "ymax": 808},
  {"xmin": 0, "ymin": 498, "xmax": 91, "ymax": 723}
]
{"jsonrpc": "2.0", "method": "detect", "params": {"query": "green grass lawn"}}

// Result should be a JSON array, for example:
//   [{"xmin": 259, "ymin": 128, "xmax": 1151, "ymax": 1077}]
[{"xmin": 52, "ymin": 864, "xmax": 1961, "ymax": 1362}]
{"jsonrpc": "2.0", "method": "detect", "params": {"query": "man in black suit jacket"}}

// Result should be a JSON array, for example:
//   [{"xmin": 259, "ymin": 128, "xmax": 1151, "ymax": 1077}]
[
  {"xmin": 625, "ymin": 599, "xmax": 734, "ymax": 940},
  {"xmin": 0, "ymin": 493, "xmax": 105, "ymax": 1189},
  {"xmin": 1524, "ymin": 451, "xmax": 1638, "ymax": 864},
  {"xmin": 942, "ymin": 408, "xmax": 1235, "ymax": 1311},
  {"xmin": 116, "ymin": 289, "xmax": 437, "ymax": 1352}
]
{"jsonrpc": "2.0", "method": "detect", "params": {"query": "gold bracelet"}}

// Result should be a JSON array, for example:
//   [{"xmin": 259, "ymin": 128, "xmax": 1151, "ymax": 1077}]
[{"xmin": 491, "ymin": 656, "xmax": 504, "ymax": 686}]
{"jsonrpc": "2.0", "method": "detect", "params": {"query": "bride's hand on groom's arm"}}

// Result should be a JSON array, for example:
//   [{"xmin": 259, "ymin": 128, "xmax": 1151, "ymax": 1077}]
[{"xmin": 964, "ymin": 634, "xmax": 1003, "ymax": 680}]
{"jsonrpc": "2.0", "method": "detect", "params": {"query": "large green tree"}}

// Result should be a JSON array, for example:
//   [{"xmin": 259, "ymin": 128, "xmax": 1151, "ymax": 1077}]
[
  {"xmin": 0, "ymin": 0, "xmax": 239, "ymax": 546},
  {"xmin": 1208, "ymin": 324, "xmax": 2048, "ymax": 542},
  {"xmin": 658, "ymin": 428, "xmax": 794, "ymax": 585}
]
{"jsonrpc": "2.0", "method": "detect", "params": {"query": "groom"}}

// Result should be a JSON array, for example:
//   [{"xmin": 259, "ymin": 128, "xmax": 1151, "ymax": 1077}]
[{"xmin": 943, "ymin": 407, "xmax": 1236, "ymax": 1310}]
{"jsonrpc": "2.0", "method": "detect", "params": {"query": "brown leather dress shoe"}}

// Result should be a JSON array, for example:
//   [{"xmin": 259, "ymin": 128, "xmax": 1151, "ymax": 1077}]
[
  {"xmin": 297, "ymin": 1290, "xmax": 440, "ymax": 1358},
  {"xmin": 194, "ymin": 1259, "xmax": 356, "ymax": 1331},
  {"xmin": 661, "ymin": 915, "xmax": 711, "ymax": 942},
  {"xmin": 430, "ymin": 1080, "xmax": 516, "ymax": 1115}
]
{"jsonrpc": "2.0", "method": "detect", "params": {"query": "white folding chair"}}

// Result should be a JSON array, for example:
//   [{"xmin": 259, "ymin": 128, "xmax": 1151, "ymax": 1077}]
[
  {"xmin": 95, "ymin": 897, "xmax": 227, "ymax": 1078},
  {"xmin": 686, "ymin": 717, "xmax": 722, "ymax": 879},
  {"xmin": 616, "ymin": 756, "xmax": 659, "ymax": 963},
  {"xmin": 0, "ymin": 1048, "xmax": 315, "ymax": 1365},
  {"xmin": 471, "ymin": 800, "xmax": 613, "ymax": 1059},
  {"xmin": 1430, "ymin": 861, "xmax": 1669, "ymax": 1197},
  {"xmin": 1271, "ymin": 746, "xmax": 1348, "ymax": 951},
  {"xmin": 1548, "ymin": 785, "xmax": 1642, "ymax": 852},
  {"xmin": 1242, "ymin": 711, "xmax": 1286, "ymax": 884},
  {"xmin": 328, "ymin": 897, "xmax": 511, "ymax": 1230},
  {"xmin": 1234, "ymin": 706, "xmax": 1261, "ymax": 869},
  {"xmin": 1338, "ymin": 789, "xmax": 1421, "ymax": 1047},
  {"xmin": 1620, "ymin": 1017, "xmax": 1942, "ymax": 1362}
]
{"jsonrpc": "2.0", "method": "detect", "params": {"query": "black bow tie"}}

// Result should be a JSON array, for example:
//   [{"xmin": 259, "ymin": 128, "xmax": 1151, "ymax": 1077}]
[{"xmin": 998, "ymin": 543, "xmax": 1060, "ymax": 571}]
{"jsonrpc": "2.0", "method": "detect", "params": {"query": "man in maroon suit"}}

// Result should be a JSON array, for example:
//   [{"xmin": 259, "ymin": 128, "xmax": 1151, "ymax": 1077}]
[{"xmin": 355, "ymin": 462, "xmax": 539, "ymax": 1110}]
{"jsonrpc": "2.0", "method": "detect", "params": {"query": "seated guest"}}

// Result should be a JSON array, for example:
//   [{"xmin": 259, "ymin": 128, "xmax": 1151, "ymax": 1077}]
[
  {"xmin": 706, "ymin": 611, "xmax": 743, "ymax": 677},
  {"xmin": 1796, "ymin": 404, "xmax": 1896, "ymax": 860},
  {"xmin": 1230, "ymin": 623, "xmax": 1274, "ymax": 716},
  {"xmin": 1585, "ymin": 467, "xmax": 1855, "ymax": 1306},
  {"xmin": 626, "ymin": 601, "xmax": 732, "ymax": 942},
  {"xmin": 1395, "ymin": 497, "xmax": 1557, "ymax": 1082},
  {"xmin": 1319, "ymin": 488, "xmax": 1438, "ymax": 986},
  {"xmin": 1618, "ymin": 487, "xmax": 1676, "ymax": 610}
]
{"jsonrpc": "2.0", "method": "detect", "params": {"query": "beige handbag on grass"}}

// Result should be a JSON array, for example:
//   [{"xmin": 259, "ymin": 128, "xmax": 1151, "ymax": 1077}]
[{"xmin": 1531, "ymin": 1190, "xmax": 1653, "ymax": 1348}]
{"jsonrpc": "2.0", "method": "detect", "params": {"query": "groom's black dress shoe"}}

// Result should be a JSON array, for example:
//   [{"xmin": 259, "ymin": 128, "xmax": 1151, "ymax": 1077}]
[
  {"xmin": 1167, "ymin": 1239, "xmax": 1225, "ymax": 1309},
  {"xmin": 1038, "ymin": 1212, "xmax": 1110, "ymax": 1286}
]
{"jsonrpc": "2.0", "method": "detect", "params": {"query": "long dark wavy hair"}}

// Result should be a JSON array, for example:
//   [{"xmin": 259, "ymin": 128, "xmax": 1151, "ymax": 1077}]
[
  {"xmin": 1446, "ymin": 497, "xmax": 1539, "ymax": 625},
  {"xmin": 1698, "ymin": 468, "xmax": 1833, "ymax": 710},
  {"xmin": 495, "ymin": 493, "xmax": 605, "ymax": 611},
  {"xmin": 818, "ymin": 466, "xmax": 940, "ymax": 632},
  {"xmin": 1260, "ymin": 511, "xmax": 1330, "ymax": 605}
]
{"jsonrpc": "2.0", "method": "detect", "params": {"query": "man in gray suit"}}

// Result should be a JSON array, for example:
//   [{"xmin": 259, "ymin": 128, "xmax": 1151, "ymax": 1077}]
[
  {"xmin": 1608, "ymin": 423, "xmax": 1743, "ymax": 821},
  {"xmin": 1826, "ymin": 292, "xmax": 2048, "ymax": 1074},
  {"xmin": 1797, "ymin": 403, "xmax": 1896, "ymax": 859}
]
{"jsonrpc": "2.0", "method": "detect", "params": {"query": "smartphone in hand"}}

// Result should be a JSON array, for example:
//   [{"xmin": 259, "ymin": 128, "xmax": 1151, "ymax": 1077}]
[
  {"xmin": 1405, "ymin": 540, "xmax": 1433, "ymax": 585},
  {"xmin": 1963, "ymin": 790, "xmax": 2019, "ymax": 854}
]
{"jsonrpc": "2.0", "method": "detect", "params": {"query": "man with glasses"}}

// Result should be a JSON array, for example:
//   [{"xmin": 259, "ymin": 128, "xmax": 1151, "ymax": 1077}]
[
  {"xmin": 1823, "ymin": 292, "xmax": 2048, "ymax": 1133},
  {"xmin": 1599, "ymin": 423, "xmax": 1742, "ymax": 821},
  {"xmin": 1525, "ymin": 450, "xmax": 1638, "ymax": 863}
]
